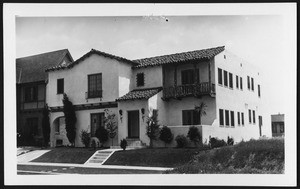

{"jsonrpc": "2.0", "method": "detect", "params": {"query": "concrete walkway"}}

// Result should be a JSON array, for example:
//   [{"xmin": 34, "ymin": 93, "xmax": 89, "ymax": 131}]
[
  {"xmin": 17, "ymin": 150, "xmax": 51, "ymax": 163},
  {"xmin": 18, "ymin": 162, "xmax": 173, "ymax": 171}
]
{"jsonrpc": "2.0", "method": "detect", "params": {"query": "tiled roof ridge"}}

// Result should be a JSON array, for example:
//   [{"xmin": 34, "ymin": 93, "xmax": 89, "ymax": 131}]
[
  {"xmin": 16, "ymin": 49, "xmax": 69, "ymax": 60},
  {"xmin": 133, "ymin": 46, "xmax": 224, "ymax": 62},
  {"xmin": 116, "ymin": 87, "xmax": 163, "ymax": 102}
]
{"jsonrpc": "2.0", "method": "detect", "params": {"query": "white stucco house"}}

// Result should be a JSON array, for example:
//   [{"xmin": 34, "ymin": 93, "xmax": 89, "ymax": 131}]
[{"xmin": 46, "ymin": 46, "xmax": 271, "ymax": 147}]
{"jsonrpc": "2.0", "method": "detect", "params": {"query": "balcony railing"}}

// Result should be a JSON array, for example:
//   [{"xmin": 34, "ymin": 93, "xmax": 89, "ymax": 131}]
[
  {"xmin": 86, "ymin": 90, "xmax": 103, "ymax": 99},
  {"xmin": 163, "ymin": 82, "xmax": 215, "ymax": 100}
]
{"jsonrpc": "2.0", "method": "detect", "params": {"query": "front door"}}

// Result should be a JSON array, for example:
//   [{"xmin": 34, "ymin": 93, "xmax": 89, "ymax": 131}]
[{"xmin": 128, "ymin": 110, "xmax": 140, "ymax": 138}]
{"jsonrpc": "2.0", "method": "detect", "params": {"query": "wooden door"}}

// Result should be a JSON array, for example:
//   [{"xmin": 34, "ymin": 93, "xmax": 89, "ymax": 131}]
[{"xmin": 128, "ymin": 110, "xmax": 140, "ymax": 138}]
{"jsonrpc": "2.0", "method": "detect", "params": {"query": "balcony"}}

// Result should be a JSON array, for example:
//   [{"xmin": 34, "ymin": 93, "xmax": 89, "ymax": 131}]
[
  {"xmin": 162, "ymin": 82, "xmax": 215, "ymax": 100},
  {"xmin": 86, "ymin": 90, "xmax": 103, "ymax": 99}
]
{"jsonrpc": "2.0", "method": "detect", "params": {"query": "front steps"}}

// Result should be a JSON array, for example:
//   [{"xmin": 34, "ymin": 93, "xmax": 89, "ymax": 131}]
[
  {"xmin": 110, "ymin": 138, "xmax": 147, "ymax": 149},
  {"xmin": 84, "ymin": 149, "xmax": 117, "ymax": 165}
]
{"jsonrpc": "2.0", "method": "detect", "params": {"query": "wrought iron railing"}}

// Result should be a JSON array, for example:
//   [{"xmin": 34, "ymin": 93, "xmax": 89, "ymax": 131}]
[
  {"xmin": 163, "ymin": 82, "xmax": 215, "ymax": 99},
  {"xmin": 86, "ymin": 90, "xmax": 103, "ymax": 99}
]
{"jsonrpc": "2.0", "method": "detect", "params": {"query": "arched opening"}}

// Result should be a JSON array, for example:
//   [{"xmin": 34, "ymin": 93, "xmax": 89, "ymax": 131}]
[{"xmin": 52, "ymin": 116, "xmax": 67, "ymax": 147}]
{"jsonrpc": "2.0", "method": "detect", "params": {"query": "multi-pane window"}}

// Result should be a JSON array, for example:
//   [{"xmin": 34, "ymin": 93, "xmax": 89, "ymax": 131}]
[
  {"xmin": 182, "ymin": 110, "xmax": 200, "ymax": 125},
  {"xmin": 253, "ymin": 110, "xmax": 256, "ymax": 124},
  {"xmin": 272, "ymin": 124, "xmax": 277, "ymax": 133},
  {"xmin": 259, "ymin": 116, "xmax": 263, "ymax": 126},
  {"xmin": 91, "ymin": 113, "xmax": 105, "ymax": 137},
  {"xmin": 225, "ymin": 110, "xmax": 230, "ymax": 126},
  {"xmin": 247, "ymin": 76, "xmax": 250, "ymax": 90},
  {"xmin": 237, "ymin": 112, "xmax": 240, "ymax": 125},
  {"xmin": 280, "ymin": 125, "xmax": 284, "ymax": 133},
  {"xmin": 219, "ymin": 109, "xmax": 224, "ymax": 126},
  {"xmin": 258, "ymin": 84, "xmax": 261, "ymax": 97},
  {"xmin": 229, "ymin": 73, "xmax": 233, "ymax": 88},
  {"xmin": 236, "ymin": 75, "xmax": 239, "ymax": 89},
  {"xmin": 251, "ymin": 78, "xmax": 254, "ymax": 91},
  {"xmin": 57, "ymin": 78, "xmax": 64, "ymax": 94},
  {"xmin": 136, "ymin": 73, "xmax": 145, "ymax": 87},
  {"xmin": 230, "ymin": 111, "xmax": 234, "ymax": 127},
  {"xmin": 249, "ymin": 109, "xmax": 252, "ymax": 123},
  {"xmin": 24, "ymin": 86, "xmax": 38, "ymax": 102},
  {"xmin": 241, "ymin": 112, "xmax": 244, "ymax": 125},
  {"xmin": 240, "ymin": 77, "xmax": 243, "ymax": 90},
  {"xmin": 218, "ymin": 68, "xmax": 223, "ymax": 85},
  {"xmin": 181, "ymin": 69, "xmax": 199, "ymax": 85},
  {"xmin": 88, "ymin": 73, "xmax": 102, "ymax": 98},
  {"xmin": 224, "ymin": 71, "xmax": 228, "ymax": 87}
]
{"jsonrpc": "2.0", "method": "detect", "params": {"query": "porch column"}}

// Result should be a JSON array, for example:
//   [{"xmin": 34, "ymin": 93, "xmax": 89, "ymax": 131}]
[{"xmin": 208, "ymin": 61, "xmax": 211, "ymax": 92}]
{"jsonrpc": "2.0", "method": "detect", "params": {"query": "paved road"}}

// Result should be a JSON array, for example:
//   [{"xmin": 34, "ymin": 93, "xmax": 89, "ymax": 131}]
[{"xmin": 17, "ymin": 164, "xmax": 164, "ymax": 174}]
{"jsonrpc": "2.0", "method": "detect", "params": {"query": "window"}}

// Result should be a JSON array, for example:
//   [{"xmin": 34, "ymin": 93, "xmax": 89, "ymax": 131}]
[
  {"xmin": 24, "ymin": 86, "xmax": 38, "ymax": 102},
  {"xmin": 225, "ymin": 110, "xmax": 230, "ymax": 126},
  {"xmin": 259, "ymin": 116, "xmax": 263, "ymax": 126},
  {"xmin": 91, "ymin": 113, "xmax": 105, "ymax": 136},
  {"xmin": 153, "ymin": 109, "xmax": 158, "ymax": 118},
  {"xmin": 247, "ymin": 76, "xmax": 250, "ymax": 90},
  {"xmin": 230, "ymin": 111, "xmax": 235, "ymax": 127},
  {"xmin": 240, "ymin": 77, "xmax": 243, "ymax": 90},
  {"xmin": 57, "ymin": 78, "xmax": 64, "ymax": 94},
  {"xmin": 136, "ymin": 73, "xmax": 145, "ymax": 87},
  {"xmin": 241, "ymin": 112, "xmax": 244, "ymax": 125},
  {"xmin": 55, "ymin": 119, "xmax": 60, "ymax": 134},
  {"xmin": 229, "ymin": 73, "xmax": 233, "ymax": 88},
  {"xmin": 249, "ymin": 109, "xmax": 252, "ymax": 123},
  {"xmin": 26, "ymin": 117, "xmax": 38, "ymax": 136},
  {"xmin": 258, "ymin": 84, "xmax": 261, "ymax": 97},
  {"xmin": 218, "ymin": 68, "xmax": 223, "ymax": 85},
  {"xmin": 224, "ymin": 70, "xmax": 228, "ymax": 87},
  {"xmin": 236, "ymin": 75, "xmax": 239, "ymax": 89},
  {"xmin": 182, "ymin": 110, "xmax": 200, "ymax": 125},
  {"xmin": 181, "ymin": 69, "xmax": 199, "ymax": 85},
  {"xmin": 251, "ymin": 78, "xmax": 254, "ymax": 91},
  {"xmin": 272, "ymin": 124, "xmax": 277, "ymax": 133},
  {"xmin": 253, "ymin": 110, "xmax": 256, "ymax": 124},
  {"xmin": 219, "ymin": 109, "xmax": 224, "ymax": 126},
  {"xmin": 88, "ymin": 73, "xmax": 102, "ymax": 98},
  {"xmin": 280, "ymin": 125, "xmax": 284, "ymax": 133},
  {"xmin": 237, "ymin": 112, "xmax": 241, "ymax": 125}
]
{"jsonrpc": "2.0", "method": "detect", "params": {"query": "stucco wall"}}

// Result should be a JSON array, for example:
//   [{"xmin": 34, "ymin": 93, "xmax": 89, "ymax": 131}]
[
  {"xmin": 131, "ymin": 66, "xmax": 163, "ymax": 90},
  {"xmin": 213, "ymin": 50, "xmax": 271, "ymax": 140}
]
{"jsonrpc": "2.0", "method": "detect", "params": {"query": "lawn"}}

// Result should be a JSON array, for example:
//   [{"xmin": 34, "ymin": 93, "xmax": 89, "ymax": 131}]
[
  {"xmin": 31, "ymin": 147, "xmax": 98, "ymax": 164},
  {"xmin": 166, "ymin": 137, "xmax": 284, "ymax": 174},
  {"xmin": 103, "ymin": 148, "xmax": 206, "ymax": 167}
]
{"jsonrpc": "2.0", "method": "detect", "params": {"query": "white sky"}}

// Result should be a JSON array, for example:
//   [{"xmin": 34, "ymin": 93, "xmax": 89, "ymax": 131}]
[{"xmin": 16, "ymin": 15, "xmax": 288, "ymax": 115}]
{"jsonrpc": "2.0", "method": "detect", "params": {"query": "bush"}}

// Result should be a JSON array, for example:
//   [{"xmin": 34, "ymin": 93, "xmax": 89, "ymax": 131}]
[
  {"xmin": 175, "ymin": 135, "xmax": 188, "ymax": 148},
  {"xmin": 227, "ymin": 136, "xmax": 234, "ymax": 145},
  {"xmin": 80, "ymin": 130, "xmax": 91, "ymax": 148},
  {"xmin": 159, "ymin": 126, "xmax": 174, "ymax": 147},
  {"xmin": 95, "ymin": 126, "xmax": 109, "ymax": 147},
  {"xmin": 90, "ymin": 137, "xmax": 100, "ymax": 149},
  {"xmin": 209, "ymin": 137, "xmax": 227, "ymax": 149},
  {"xmin": 120, "ymin": 139, "xmax": 127, "ymax": 150},
  {"xmin": 187, "ymin": 126, "xmax": 201, "ymax": 145}
]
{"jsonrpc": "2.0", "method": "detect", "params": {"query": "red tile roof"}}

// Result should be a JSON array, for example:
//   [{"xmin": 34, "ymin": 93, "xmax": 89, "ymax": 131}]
[
  {"xmin": 16, "ymin": 49, "xmax": 73, "ymax": 84},
  {"xmin": 116, "ymin": 87, "xmax": 163, "ymax": 101},
  {"xmin": 46, "ymin": 49, "xmax": 139, "ymax": 72},
  {"xmin": 133, "ymin": 46, "xmax": 225, "ymax": 68}
]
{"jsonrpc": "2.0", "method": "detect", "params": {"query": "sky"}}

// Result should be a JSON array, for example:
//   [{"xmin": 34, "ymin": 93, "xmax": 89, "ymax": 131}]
[{"xmin": 16, "ymin": 15, "xmax": 287, "ymax": 115}]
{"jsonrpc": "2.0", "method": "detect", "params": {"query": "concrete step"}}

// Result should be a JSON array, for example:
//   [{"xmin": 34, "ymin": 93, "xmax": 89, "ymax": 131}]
[{"xmin": 88, "ymin": 159, "xmax": 104, "ymax": 163}]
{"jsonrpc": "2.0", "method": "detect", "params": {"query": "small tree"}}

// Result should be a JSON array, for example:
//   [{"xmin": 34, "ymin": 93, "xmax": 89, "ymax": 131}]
[
  {"xmin": 187, "ymin": 126, "xmax": 201, "ymax": 146},
  {"xmin": 120, "ymin": 139, "xmax": 127, "ymax": 151},
  {"xmin": 104, "ymin": 109, "xmax": 117, "ymax": 146},
  {"xmin": 80, "ymin": 129, "xmax": 91, "ymax": 148},
  {"xmin": 159, "ymin": 126, "xmax": 173, "ymax": 147},
  {"xmin": 146, "ymin": 110, "xmax": 160, "ymax": 148},
  {"xmin": 95, "ymin": 126, "xmax": 109, "ymax": 147},
  {"xmin": 62, "ymin": 93, "xmax": 77, "ymax": 147},
  {"xmin": 194, "ymin": 102, "xmax": 207, "ymax": 125},
  {"xmin": 42, "ymin": 104, "xmax": 50, "ymax": 148},
  {"xmin": 175, "ymin": 135, "xmax": 188, "ymax": 148}
]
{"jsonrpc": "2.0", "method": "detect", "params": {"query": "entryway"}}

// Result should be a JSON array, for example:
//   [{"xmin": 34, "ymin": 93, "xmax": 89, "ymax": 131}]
[{"xmin": 128, "ymin": 110, "xmax": 140, "ymax": 138}]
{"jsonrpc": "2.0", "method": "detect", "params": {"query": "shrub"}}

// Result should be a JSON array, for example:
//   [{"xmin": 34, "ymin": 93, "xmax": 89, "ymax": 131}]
[
  {"xmin": 159, "ymin": 126, "xmax": 174, "ymax": 147},
  {"xmin": 90, "ymin": 137, "xmax": 100, "ymax": 150},
  {"xmin": 175, "ymin": 135, "xmax": 188, "ymax": 148},
  {"xmin": 62, "ymin": 93, "xmax": 77, "ymax": 147},
  {"xmin": 42, "ymin": 104, "xmax": 50, "ymax": 147},
  {"xmin": 104, "ymin": 109, "xmax": 117, "ymax": 146},
  {"xmin": 95, "ymin": 127, "xmax": 109, "ymax": 147},
  {"xmin": 209, "ymin": 137, "xmax": 227, "ymax": 149},
  {"xmin": 146, "ymin": 110, "xmax": 160, "ymax": 148},
  {"xmin": 80, "ymin": 129, "xmax": 91, "ymax": 148},
  {"xmin": 187, "ymin": 126, "xmax": 201, "ymax": 146},
  {"xmin": 120, "ymin": 139, "xmax": 127, "ymax": 150},
  {"xmin": 227, "ymin": 136, "xmax": 234, "ymax": 145}
]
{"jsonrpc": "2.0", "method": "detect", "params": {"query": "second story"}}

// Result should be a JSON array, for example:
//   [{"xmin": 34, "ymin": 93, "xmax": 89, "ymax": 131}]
[
  {"xmin": 16, "ymin": 49, "xmax": 73, "ymax": 111},
  {"xmin": 46, "ymin": 49, "xmax": 139, "ymax": 107}
]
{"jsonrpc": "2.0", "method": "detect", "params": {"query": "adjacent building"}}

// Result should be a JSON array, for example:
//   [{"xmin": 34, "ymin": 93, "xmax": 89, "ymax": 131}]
[
  {"xmin": 16, "ymin": 49, "xmax": 73, "ymax": 146},
  {"xmin": 271, "ymin": 114, "xmax": 285, "ymax": 137},
  {"xmin": 45, "ymin": 46, "xmax": 271, "ymax": 147}
]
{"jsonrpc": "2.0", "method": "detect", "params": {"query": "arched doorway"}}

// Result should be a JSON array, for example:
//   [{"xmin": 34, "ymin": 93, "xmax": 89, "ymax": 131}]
[{"xmin": 52, "ymin": 116, "xmax": 68, "ymax": 147}]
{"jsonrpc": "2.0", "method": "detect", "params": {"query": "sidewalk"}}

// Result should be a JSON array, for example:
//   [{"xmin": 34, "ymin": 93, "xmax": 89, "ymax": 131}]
[
  {"xmin": 18, "ymin": 150, "xmax": 51, "ymax": 163},
  {"xmin": 18, "ymin": 161, "xmax": 173, "ymax": 171}
]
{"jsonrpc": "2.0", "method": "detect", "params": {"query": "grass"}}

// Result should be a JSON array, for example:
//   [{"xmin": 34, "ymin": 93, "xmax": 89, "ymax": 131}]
[
  {"xmin": 166, "ymin": 137, "xmax": 284, "ymax": 174},
  {"xmin": 103, "ymin": 147, "xmax": 207, "ymax": 167},
  {"xmin": 31, "ymin": 147, "xmax": 98, "ymax": 164}
]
